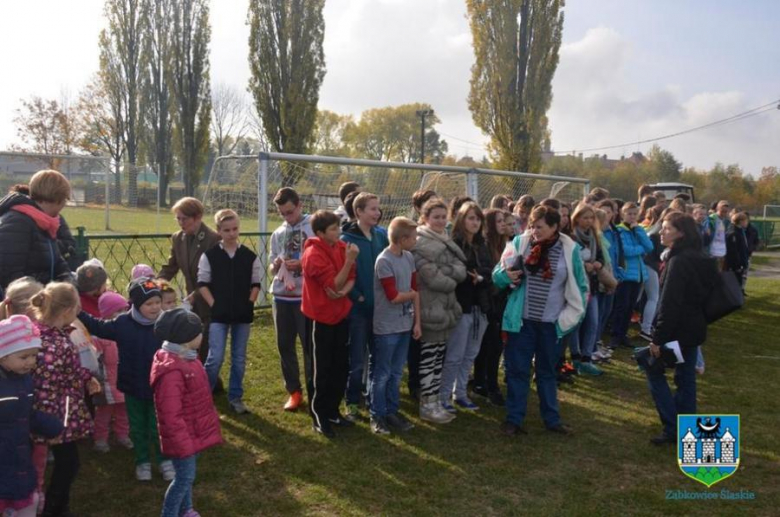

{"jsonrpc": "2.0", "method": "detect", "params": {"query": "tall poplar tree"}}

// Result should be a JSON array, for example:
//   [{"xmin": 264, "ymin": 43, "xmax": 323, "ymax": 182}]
[
  {"xmin": 467, "ymin": 0, "xmax": 564, "ymax": 182},
  {"xmin": 247, "ymin": 0, "xmax": 326, "ymax": 186}
]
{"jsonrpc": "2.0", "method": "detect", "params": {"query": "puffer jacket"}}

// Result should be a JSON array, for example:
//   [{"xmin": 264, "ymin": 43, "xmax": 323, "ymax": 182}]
[
  {"xmin": 340, "ymin": 221, "xmax": 389, "ymax": 316},
  {"xmin": 150, "ymin": 349, "xmax": 223, "ymax": 458},
  {"xmin": 0, "ymin": 192, "xmax": 71, "ymax": 289},
  {"xmin": 412, "ymin": 226, "xmax": 467, "ymax": 343},
  {"xmin": 0, "ymin": 367, "xmax": 62, "ymax": 502},
  {"xmin": 616, "ymin": 223, "xmax": 653, "ymax": 282}
]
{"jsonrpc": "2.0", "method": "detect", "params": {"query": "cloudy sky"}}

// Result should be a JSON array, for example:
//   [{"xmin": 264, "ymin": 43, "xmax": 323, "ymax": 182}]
[{"xmin": 1, "ymin": 0, "xmax": 778, "ymax": 174}]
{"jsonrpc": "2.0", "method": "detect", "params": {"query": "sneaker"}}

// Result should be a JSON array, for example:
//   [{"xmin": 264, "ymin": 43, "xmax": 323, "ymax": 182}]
[
  {"xmin": 181, "ymin": 510, "xmax": 201, "ymax": 517},
  {"xmin": 563, "ymin": 361, "xmax": 578, "ymax": 375},
  {"xmin": 229, "ymin": 399, "xmax": 250, "ymax": 414},
  {"xmin": 695, "ymin": 365, "xmax": 705, "ymax": 375},
  {"xmin": 117, "ymin": 436, "xmax": 134, "ymax": 449},
  {"xmin": 284, "ymin": 390, "xmax": 303, "ymax": 412},
  {"xmin": 556, "ymin": 372, "xmax": 574, "ymax": 385},
  {"xmin": 159, "ymin": 460, "xmax": 175, "ymax": 481},
  {"xmin": 546, "ymin": 423, "xmax": 573, "ymax": 435},
  {"xmin": 471, "ymin": 384, "xmax": 489, "ymax": 398},
  {"xmin": 419, "ymin": 396, "xmax": 455, "ymax": 424},
  {"xmin": 329, "ymin": 413, "xmax": 355, "ymax": 427},
  {"xmin": 598, "ymin": 345, "xmax": 613, "ymax": 357},
  {"xmin": 591, "ymin": 349, "xmax": 611, "ymax": 363},
  {"xmin": 313, "ymin": 424, "xmax": 335, "ymax": 439},
  {"xmin": 639, "ymin": 331, "xmax": 653, "ymax": 342},
  {"xmin": 386, "ymin": 413, "xmax": 415, "ymax": 432},
  {"xmin": 94, "ymin": 440, "xmax": 110, "ymax": 453},
  {"xmin": 488, "ymin": 391, "xmax": 505, "ymax": 406},
  {"xmin": 440, "ymin": 401, "xmax": 457, "ymax": 414},
  {"xmin": 344, "ymin": 403, "xmax": 360, "ymax": 423},
  {"xmin": 577, "ymin": 362, "xmax": 604, "ymax": 376},
  {"xmin": 370, "ymin": 416, "xmax": 391, "ymax": 435},
  {"xmin": 454, "ymin": 397, "xmax": 479, "ymax": 411},
  {"xmin": 631, "ymin": 311, "xmax": 640, "ymax": 324},
  {"xmin": 135, "ymin": 463, "xmax": 152, "ymax": 482},
  {"xmin": 500, "ymin": 421, "xmax": 527, "ymax": 436}
]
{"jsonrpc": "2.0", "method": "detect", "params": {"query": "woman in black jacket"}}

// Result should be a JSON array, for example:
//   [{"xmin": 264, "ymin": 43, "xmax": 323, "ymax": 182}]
[
  {"xmin": 646, "ymin": 212, "xmax": 718, "ymax": 445},
  {"xmin": 0, "ymin": 170, "xmax": 72, "ymax": 289}
]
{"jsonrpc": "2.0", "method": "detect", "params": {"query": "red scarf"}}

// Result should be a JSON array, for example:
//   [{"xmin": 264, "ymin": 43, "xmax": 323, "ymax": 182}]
[
  {"xmin": 12, "ymin": 204, "xmax": 60, "ymax": 239},
  {"xmin": 525, "ymin": 234, "xmax": 560, "ymax": 280}
]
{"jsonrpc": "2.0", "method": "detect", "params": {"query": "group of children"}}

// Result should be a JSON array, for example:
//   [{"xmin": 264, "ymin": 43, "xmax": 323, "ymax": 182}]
[{"xmin": 0, "ymin": 179, "xmax": 759, "ymax": 515}]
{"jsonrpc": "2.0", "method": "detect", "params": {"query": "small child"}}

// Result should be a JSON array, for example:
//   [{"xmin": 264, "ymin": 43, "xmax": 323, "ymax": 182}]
[
  {"xmin": 31, "ymin": 283, "xmax": 101, "ymax": 517},
  {"xmin": 301, "ymin": 210, "xmax": 358, "ymax": 438},
  {"xmin": 0, "ymin": 277, "xmax": 43, "ymax": 320},
  {"xmin": 78, "ymin": 277, "xmax": 175, "ymax": 482},
  {"xmin": 91, "ymin": 291, "xmax": 133, "ymax": 453},
  {"xmin": 0, "ymin": 315, "xmax": 63, "ymax": 517},
  {"xmin": 370, "ymin": 217, "xmax": 420, "ymax": 434},
  {"xmin": 151, "ymin": 308, "xmax": 222, "ymax": 517},
  {"xmin": 132, "ymin": 263, "xmax": 155, "ymax": 280},
  {"xmin": 198, "ymin": 209, "xmax": 261, "ymax": 415},
  {"xmin": 157, "ymin": 280, "xmax": 179, "ymax": 311},
  {"xmin": 76, "ymin": 259, "xmax": 108, "ymax": 317}
]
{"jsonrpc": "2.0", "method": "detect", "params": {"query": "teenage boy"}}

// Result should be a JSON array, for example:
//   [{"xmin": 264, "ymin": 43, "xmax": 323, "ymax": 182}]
[
  {"xmin": 370, "ymin": 217, "xmax": 421, "ymax": 434},
  {"xmin": 269, "ymin": 187, "xmax": 314, "ymax": 411},
  {"xmin": 334, "ymin": 181, "xmax": 361, "ymax": 224},
  {"xmin": 340, "ymin": 193, "xmax": 389, "ymax": 421},
  {"xmin": 709, "ymin": 200, "xmax": 730, "ymax": 270},
  {"xmin": 198, "ymin": 209, "xmax": 261, "ymax": 415},
  {"xmin": 301, "ymin": 210, "xmax": 358, "ymax": 438}
]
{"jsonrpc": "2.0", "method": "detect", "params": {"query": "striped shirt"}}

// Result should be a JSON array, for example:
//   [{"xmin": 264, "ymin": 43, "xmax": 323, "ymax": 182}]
[{"xmin": 523, "ymin": 241, "xmax": 568, "ymax": 322}]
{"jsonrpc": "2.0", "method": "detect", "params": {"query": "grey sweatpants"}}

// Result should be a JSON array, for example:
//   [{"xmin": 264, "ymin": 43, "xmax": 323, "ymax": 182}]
[{"xmin": 273, "ymin": 300, "xmax": 311, "ymax": 394}]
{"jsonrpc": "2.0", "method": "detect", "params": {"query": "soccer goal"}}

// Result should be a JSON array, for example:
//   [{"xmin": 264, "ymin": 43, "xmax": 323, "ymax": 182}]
[{"xmin": 762, "ymin": 205, "xmax": 780, "ymax": 220}]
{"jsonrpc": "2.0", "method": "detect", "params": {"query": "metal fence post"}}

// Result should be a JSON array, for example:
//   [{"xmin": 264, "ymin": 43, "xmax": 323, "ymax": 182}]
[
  {"xmin": 466, "ymin": 168, "xmax": 479, "ymax": 201},
  {"xmin": 258, "ymin": 153, "xmax": 270, "ymax": 303},
  {"xmin": 76, "ymin": 226, "xmax": 90, "ymax": 261}
]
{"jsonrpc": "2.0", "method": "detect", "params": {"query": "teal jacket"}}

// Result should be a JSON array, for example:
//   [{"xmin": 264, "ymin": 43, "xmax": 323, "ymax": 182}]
[
  {"xmin": 340, "ymin": 222, "xmax": 389, "ymax": 316},
  {"xmin": 492, "ymin": 232, "xmax": 589, "ymax": 338}
]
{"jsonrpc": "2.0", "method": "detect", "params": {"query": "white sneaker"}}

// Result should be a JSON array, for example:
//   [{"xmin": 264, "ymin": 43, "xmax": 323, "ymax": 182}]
[
  {"xmin": 135, "ymin": 462, "xmax": 152, "ymax": 481},
  {"xmin": 94, "ymin": 440, "xmax": 110, "ymax": 453},
  {"xmin": 117, "ymin": 436, "xmax": 134, "ymax": 449},
  {"xmin": 159, "ymin": 460, "xmax": 176, "ymax": 481}
]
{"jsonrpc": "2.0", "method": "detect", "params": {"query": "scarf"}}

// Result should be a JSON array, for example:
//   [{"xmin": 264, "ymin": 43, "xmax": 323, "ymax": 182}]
[
  {"xmin": 11, "ymin": 204, "xmax": 60, "ymax": 239},
  {"xmin": 162, "ymin": 341, "xmax": 198, "ymax": 361},
  {"xmin": 525, "ymin": 234, "xmax": 559, "ymax": 280},
  {"xmin": 130, "ymin": 305, "xmax": 156, "ymax": 326},
  {"xmin": 574, "ymin": 227, "xmax": 597, "ymax": 264}
]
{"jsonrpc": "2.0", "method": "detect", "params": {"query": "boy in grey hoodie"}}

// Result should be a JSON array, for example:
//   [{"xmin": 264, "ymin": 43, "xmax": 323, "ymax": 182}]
[{"xmin": 269, "ymin": 188, "xmax": 314, "ymax": 411}]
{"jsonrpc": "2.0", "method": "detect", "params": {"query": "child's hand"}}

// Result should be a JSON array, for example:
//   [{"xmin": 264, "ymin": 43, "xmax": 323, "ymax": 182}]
[
  {"xmin": 413, "ymin": 323, "xmax": 422, "ymax": 340},
  {"xmin": 506, "ymin": 269, "xmax": 523, "ymax": 284},
  {"xmin": 325, "ymin": 287, "xmax": 345, "ymax": 300},
  {"xmin": 346, "ymin": 243, "xmax": 360, "ymax": 261},
  {"xmin": 273, "ymin": 257, "xmax": 284, "ymax": 270},
  {"xmin": 284, "ymin": 259, "xmax": 301, "ymax": 272},
  {"xmin": 87, "ymin": 377, "xmax": 102, "ymax": 395}
]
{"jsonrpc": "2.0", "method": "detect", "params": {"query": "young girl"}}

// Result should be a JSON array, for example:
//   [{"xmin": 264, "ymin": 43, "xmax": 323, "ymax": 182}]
[
  {"xmin": 91, "ymin": 291, "xmax": 132, "ymax": 453},
  {"xmin": 412, "ymin": 199, "xmax": 467, "ymax": 423},
  {"xmin": 31, "ymin": 282, "xmax": 101, "ymax": 517},
  {"xmin": 440, "ymin": 202, "xmax": 493, "ymax": 411},
  {"xmin": 0, "ymin": 277, "xmax": 43, "ymax": 320},
  {"xmin": 473, "ymin": 209, "xmax": 509, "ymax": 405},
  {"xmin": 639, "ymin": 205, "xmax": 665, "ymax": 342},
  {"xmin": 151, "ymin": 308, "xmax": 222, "ymax": 517},
  {"xmin": 502, "ymin": 211, "xmax": 516, "ymax": 238},
  {"xmin": 0, "ymin": 315, "xmax": 63, "ymax": 517},
  {"xmin": 78, "ymin": 278, "xmax": 175, "ymax": 482},
  {"xmin": 569, "ymin": 205, "xmax": 605, "ymax": 376}
]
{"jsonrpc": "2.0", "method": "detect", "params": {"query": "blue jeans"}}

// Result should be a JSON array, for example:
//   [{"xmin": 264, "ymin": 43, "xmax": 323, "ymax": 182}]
[
  {"xmin": 568, "ymin": 295, "xmax": 599, "ymax": 361},
  {"xmin": 346, "ymin": 312, "xmax": 373, "ymax": 405},
  {"xmin": 597, "ymin": 292, "xmax": 615, "ymax": 338},
  {"xmin": 369, "ymin": 332, "xmax": 411, "ymax": 417},
  {"xmin": 612, "ymin": 281, "xmax": 641, "ymax": 340},
  {"xmin": 204, "ymin": 322, "xmax": 250, "ymax": 402},
  {"xmin": 645, "ymin": 345, "xmax": 698, "ymax": 438},
  {"xmin": 504, "ymin": 320, "xmax": 563, "ymax": 428},
  {"xmin": 641, "ymin": 268, "xmax": 659, "ymax": 334},
  {"xmin": 161, "ymin": 454, "xmax": 197, "ymax": 517}
]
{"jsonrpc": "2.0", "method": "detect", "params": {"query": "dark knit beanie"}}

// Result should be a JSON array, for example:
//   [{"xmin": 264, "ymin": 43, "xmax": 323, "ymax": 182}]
[
  {"xmin": 154, "ymin": 308, "xmax": 202, "ymax": 344},
  {"xmin": 128, "ymin": 277, "xmax": 162, "ymax": 308}
]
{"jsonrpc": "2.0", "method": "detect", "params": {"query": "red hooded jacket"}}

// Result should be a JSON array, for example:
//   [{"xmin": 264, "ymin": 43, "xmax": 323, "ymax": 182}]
[
  {"xmin": 301, "ymin": 236, "xmax": 355, "ymax": 325},
  {"xmin": 150, "ymin": 350, "xmax": 222, "ymax": 458}
]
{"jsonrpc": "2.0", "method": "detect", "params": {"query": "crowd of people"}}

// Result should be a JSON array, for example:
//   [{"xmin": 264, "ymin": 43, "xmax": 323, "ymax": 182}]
[{"xmin": 0, "ymin": 169, "xmax": 760, "ymax": 516}]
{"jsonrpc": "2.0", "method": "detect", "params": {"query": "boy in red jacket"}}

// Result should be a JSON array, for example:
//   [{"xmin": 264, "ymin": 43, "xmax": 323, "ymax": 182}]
[
  {"xmin": 151, "ymin": 308, "xmax": 222, "ymax": 517},
  {"xmin": 301, "ymin": 210, "xmax": 358, "ymax": 438}
]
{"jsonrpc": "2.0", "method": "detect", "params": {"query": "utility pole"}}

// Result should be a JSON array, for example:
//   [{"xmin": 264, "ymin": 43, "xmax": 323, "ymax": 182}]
[{"xmin": 416, "ymin": 109, "xmax": 433, "ymax": 164}]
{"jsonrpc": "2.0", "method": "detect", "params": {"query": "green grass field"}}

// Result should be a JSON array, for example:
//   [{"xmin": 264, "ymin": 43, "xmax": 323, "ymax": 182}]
[{"xmin": 66, "ymin": 278, "xmax": 779, "ymax": 516}]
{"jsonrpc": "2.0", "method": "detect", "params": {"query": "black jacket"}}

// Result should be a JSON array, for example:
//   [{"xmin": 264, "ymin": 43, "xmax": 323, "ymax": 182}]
[
  {"xmin": 725, "ymin": 227, "xmax": 749, "ymax": 273},
  {"xmin": 745, "ymin": 223, "xmax": 760, "ymax": 255},
  {"xmin": 0, "ymin": 193, "xmax": 72, "ymax": 289},
  {"xmin": 453, "ymin": 236, "xmax": 494, "ymax": 315},
  {"xmin": 652, "ymin": 247, "xmax": 719, "ymax": 349}
]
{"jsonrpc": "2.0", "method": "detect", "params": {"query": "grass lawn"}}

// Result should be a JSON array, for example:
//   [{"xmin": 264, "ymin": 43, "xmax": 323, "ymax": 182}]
[{"xmin": 65, "ymin": 278, "xmax": 779, "ymax": 516}]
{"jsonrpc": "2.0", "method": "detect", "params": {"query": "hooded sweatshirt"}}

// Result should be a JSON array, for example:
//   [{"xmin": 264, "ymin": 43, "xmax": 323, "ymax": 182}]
[
  {"xmin": 268, "ymin": 214, "xmax": 314, "ymax": 302},
  {"xmin": 301, "ymin": 237, "xmax": 356, "ymax": 325},
  {"xmin": 340, "ymin": 221, "xmax": 389, "ymax": 316}
]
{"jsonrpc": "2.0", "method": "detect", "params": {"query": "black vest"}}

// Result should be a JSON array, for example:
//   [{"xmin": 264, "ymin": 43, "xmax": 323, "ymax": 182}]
[{"xmin": 203, "ymin": 244, "xmax": 257, "ymax": 324}]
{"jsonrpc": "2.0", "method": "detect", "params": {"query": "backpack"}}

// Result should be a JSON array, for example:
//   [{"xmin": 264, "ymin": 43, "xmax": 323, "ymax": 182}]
[{"xmin": 704, "ymin": 270, "xmax": 744, "ymax": 324}]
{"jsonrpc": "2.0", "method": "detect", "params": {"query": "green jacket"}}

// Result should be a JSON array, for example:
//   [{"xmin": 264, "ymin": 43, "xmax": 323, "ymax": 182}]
[{"xmin": 492, "ymin": 232, "xmax": 589, "ymax": 338}]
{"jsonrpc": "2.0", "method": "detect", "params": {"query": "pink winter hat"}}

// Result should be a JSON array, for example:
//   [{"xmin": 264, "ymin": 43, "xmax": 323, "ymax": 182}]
[
  {"xmin": 0, "ymin": 315, "xmax": 42, "ymax": 359},
  {"xmin": 131, "ymin": 264, "xmax": 155, "ymax": 280},
  {"xmin": 98, "ymin": 291, "xmax": 129, "ymax": 319}
]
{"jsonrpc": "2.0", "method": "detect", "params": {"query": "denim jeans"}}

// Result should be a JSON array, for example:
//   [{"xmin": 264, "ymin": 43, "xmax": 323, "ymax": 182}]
[
  {"xmin": 204, "ymin": 322, "xmax": 251, "ymax": 402},
  {"xmin": 597, "ymin": 292, "xmax": 615, "ymax": 339},
  {"xmin": 161, "ymin": 454, "xmax": 197, "ymax": 517},
  {"xmin": 346, "ymin": 312, "xmax": 373, "ymax": 405},
  {"xmin": 612, "ymin": 281, "xmax": 641, "ymax": 340},
  {"xmin": 645, "ymin": 345, "xmax": 698, "ymax": 438},
  {"xmin": 440, "ymin": 310, "xmax": 488, "ymax": 403},
  {"xmin": 568, "ymin": 295, "xmax": 599, "ymax": 361},
  {"xmin": 369, "ymin": 332, "xmax": 411, "ymax": 417},
  {"xmin": 504, "ymin": 320, "xmax": 562, "ymax": 428},
  {"xmin": 641, "ymin": 268, "xmax": 660, "ymax": 334}
]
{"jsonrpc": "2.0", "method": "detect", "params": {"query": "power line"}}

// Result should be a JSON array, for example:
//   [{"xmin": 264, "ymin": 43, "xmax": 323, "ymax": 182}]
[{"xmin": 554, "ymin": 99, "xmax": 780, "ymax": 155}]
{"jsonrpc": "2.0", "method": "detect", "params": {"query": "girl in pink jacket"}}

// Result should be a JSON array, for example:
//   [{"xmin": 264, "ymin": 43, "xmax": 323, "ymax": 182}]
[{"xmin": 151, "ymin": 309, "xmax": 222, "ymax": 517}]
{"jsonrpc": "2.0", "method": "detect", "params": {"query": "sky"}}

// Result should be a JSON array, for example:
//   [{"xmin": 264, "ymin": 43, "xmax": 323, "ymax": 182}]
[{"xmin": 0, "ymin": 0, "xmax": 778, "ymax": 175}]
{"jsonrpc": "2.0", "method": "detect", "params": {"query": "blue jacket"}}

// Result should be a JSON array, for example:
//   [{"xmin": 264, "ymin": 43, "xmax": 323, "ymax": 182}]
[
  {"xmin": 340, "ymin": 222, "xmax": 389, "ymax": 316},
  {"xmin": 0, "ymin": 367, "xmax": 63, "ymax": 502},
  {"xmin": 78, "ymin": 311, "xmax": 162, "ymax": 401},
  {"xmin": 616, "ymin": 223, "xmax": 653, "ymax": 282},
  {"xmin": 602, "ymin": 225, "xmax": 625, "ymax": 282}
]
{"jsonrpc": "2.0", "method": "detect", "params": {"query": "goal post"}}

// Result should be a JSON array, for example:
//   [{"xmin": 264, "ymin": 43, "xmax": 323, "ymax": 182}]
[{"xmin": 762, "ymin": 204, "xmax": 780, "ymax": 220}]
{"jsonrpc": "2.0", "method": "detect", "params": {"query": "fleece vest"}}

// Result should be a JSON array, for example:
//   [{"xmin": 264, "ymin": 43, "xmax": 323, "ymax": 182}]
[{"xmin": 204, "ymin": 245, "xmax": 257, "ymax": 324}]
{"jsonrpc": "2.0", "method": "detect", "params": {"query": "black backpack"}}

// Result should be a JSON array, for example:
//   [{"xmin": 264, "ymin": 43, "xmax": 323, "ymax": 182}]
[{"xmin": 704, "ymin": 270, "xmax": 744, "ymax": 324}]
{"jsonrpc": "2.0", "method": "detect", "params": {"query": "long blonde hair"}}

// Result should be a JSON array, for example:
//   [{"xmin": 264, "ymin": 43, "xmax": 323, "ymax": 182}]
[
  {"xmin": 30, "ymin": 282, "xmax": 79, "ymax": 326},
  {"xmin": 1, "ymin": 277, "xmax": 44, "ymax": 320}
]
